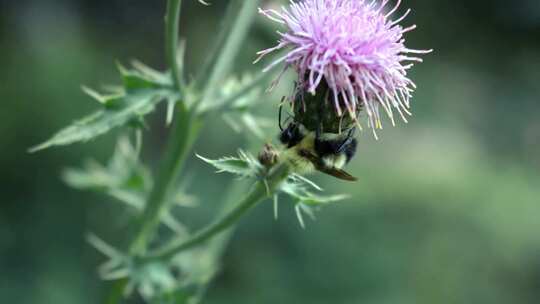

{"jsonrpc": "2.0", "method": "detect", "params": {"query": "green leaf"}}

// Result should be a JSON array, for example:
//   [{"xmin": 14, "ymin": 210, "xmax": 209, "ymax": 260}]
[
  {"xmin": 205, "ymin": 73, "xmax": 273, "ymax": 138},
  {"xmin": 131, "ymin": 60, "xmax": 173, "ymax": 87},
  {"xmin": 152, "ymin": 290, "xmax": 191, "ymax": 304},
  {"xmin": 196, "ymin": 150, "xmax": 262, "ymax": 178},
  {"xmin": 295, "ymin": 204, "xmax": 307, "ymax": 229},
  {"xmin": 169, "ymin": 190, "xmax": 199, "ymax": 208},
  {"xmin": 106, "ymin": 188, "xmax": 188, "ymax": 236},
  {"xmin": 30, "ymin": 89, "xmax": 170, "ymax": 152},
  {"xmin": 62, "ymin": 136, "xmax": 151, "ymax": 191},
  {"xmin": 87, "ymin": 233, "xmax": 123, "ymax": 259},
  {"xmin": 290, "ymin": 174, "xmax": 323, "ymax": 191},
  {"xmin": 240, "ymin": 113, "xmax": 272, "ymax": 139},
  {"xmin": 273, "ymin": 194, "xmax": 279, "ymax": 220},
  {"xmin": 65, "ymin": 136, "xmax": 193, "ymax": 236},
  {"xmin": 118, "ymin": 61, "xmax": 173, "ymax": 91},
  {"xmin": 165, "ymin": 96, "xmax": 178, "ymax": 126},
  {"xmin": 81, "ymin": 85, "xmax": 123, "ymax": 107},
  {"xmin": 198, "ymin": 73, "xmax": 268, "ymax": 113},
  {"xmin": 279, "ymin": 174, "xmax": 349, "ymax": 227},
  {"xmin": 281, "ymin": 179, "xmax": 348, "ymax": 206},
  {"xmin": 280, "ymin": 178, "xmax": 310, "ymax": 200},
  {"xmin": 222, "ymin": 112, "xmax": 272, "ymax": 139},
  {"xmin": 31, "ymin": 60, "xmax": 177, "ymax": 152},
  {"xmin": 301, "ymin": 194, "xmax": 350, "ymax": 206},
  {"xmin": 105, "ymin": 279, "xmax": 129, "ymax": 304},
  {"xmin": 63, "ymin": 160, "xmax": 117, "ymax": 190}
]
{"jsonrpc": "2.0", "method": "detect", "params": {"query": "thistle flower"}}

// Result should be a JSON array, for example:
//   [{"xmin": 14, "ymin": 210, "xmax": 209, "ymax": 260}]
[{"xmin": 256, "ymin": 0, "xmax": 432, "ymax": 135}]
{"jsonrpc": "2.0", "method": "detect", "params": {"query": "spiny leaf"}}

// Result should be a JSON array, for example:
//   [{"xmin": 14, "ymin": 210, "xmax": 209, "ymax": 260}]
[
  {"xmin": 197, "ymin": 155, "xmax": 250, "ymax": 174},
  {"xmin": 221, "ymin": 113, "xmax": 242, "ymax": 133},
  {"xmin": 301, "ymin": 194, "xmax": 350, "ymax": 206},
  {"xmin": 219, "ymin": 73, "xmax": 267, "ymax": 111},
  {"xmin": 222, "ymin": 112, "xmax": 271, "ymax": 139},
  {"xmin": 273, "ymin": 194, "xmax": 279, "ymax": 220},
  {"xmin": 279, "ymin": 174, "xmax": 349, "ymax": 227},
  {"xmin": 298, "ymin": 203, "xmax": 317, "ymax": 220},
  {"xmin": 63, "ymin": 136, "xmax": 151, "ymax": 191},
  {"xmin": 106, "ymin": 189, "xmax": 188, "ymax": 236},
  {"xmin": 282, "ymin": 179, "xmax": 348, "ymax": 205},
  {"xmin": 295, "ymin": 204, "xmax": 306, "ymax": 229},
  {"xmin": 30, "ymin": 90, "xmax": 170, "ymax": 152},
  {"xmin": 290, "ymin": 173, "xmax": 323, "ymax": 191},
  {"xmin": 87, "ymin": 233, "xmax": 124, "ymax": 259},
  {"xmin": 166, "ymin": 97, "xmax": 177, "ymax": 126},
  {"xmin": 117, "ymin": 62, "xmax": 173, "ymax": 91},
  {"xmin": 63, "ymin": 161, "xmax": 116, "ymax": 190},
  {"xmin": 280, "ymin": 179, "xmax": 310, "ymax": 199},
  {"xmin": 81, "ymin": 85, "xmax": 122, "ymax": 106},
  {"xmin": 31, "ymin": 60, "xmax": 176, "ymax": 152},
  {"xmin": 196, "ymin": 150, "xmax": 261, "ymax": 178},
  {"xmin": 200, "ymin": 73, "xmax": 274, "ymax": 138},
  {"xmin": 64, "ymin": 137, "xmax": 195, "ymax": 236},
  {"xmin": 198, "ymin": 73, "xmax": 268, "ymax": 113},
  {"xmin": 293, "ymin": 202, "xmax": 321, "ymax": 228},
  {"xmin": 127, "ymin": 261, "xmax": 179, "ymax": 301},
  {"xmin": 169, "ymin": 190, "xmax": 199, "ymax": 208},
  {"xmin": 239, "ymin": 113, "xmax": 270, "ymax": 139},
  {"xmin": 175, "ymin": 40, "xmax": 187, "ymax": 89},
  {"xmin": 131, "ymin": 60, "xmax": 173, "ymax": 87}
]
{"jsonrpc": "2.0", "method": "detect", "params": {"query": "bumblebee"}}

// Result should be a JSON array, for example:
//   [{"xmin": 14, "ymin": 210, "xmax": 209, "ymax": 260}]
[{"xmin": 278, "ymin": 106, "xmax": 358, "ymax": 181}]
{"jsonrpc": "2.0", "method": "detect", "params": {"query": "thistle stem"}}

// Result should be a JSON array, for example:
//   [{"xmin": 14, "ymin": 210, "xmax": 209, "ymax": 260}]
[
  {"xmin": 129, "ymin": 0, "xmax": 261, "ymax": 256},
  {"xmin": 146, "ymin": 163, "xmax": 291, "ymax": 262},
  {"xmin": 130, "ymin": 103, "xmax": 201, "ymax": 255},
  {"xmin": 197, "ymin": 0, "xmax": 259, "ymax": 108},
  {"xmin": 166, "ymin": 0, "xmax": 182, "ymax": 90},
  {"xmin": 128, "ymin": 0, "xmax": 187, "ymax": 256}
]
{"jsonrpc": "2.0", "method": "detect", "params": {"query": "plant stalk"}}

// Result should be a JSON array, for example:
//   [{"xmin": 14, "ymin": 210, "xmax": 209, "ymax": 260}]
[
  {"xmin": 166, "ymin": 0, "xmax": 182, "ymax": 90},
  {"xmin": 147, "ymin": 163, "xmax": 291, "ymax": 262},
  {"xmin": 129, "ymin": 0, "xmax": 261, "ymax": 256},
  {"xmin": 197, "ymin": 0, "xmax": 260, "ymax": 108},
  {"xmin": 129, "ymin": 0, "xmax": 188, "ymax": 256},
  {"xmin": 129, "ymin": 0, "xmax": 189, "ymax": 256},
  {"xmin": 130, "ymin": 102, "xmax": 201, "ymax": 255}
]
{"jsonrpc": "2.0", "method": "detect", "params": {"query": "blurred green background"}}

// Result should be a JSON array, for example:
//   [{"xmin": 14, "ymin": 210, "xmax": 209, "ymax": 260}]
[{"xmin": 2, "ymin": 0, "xmax": 540, "ymax": 303}]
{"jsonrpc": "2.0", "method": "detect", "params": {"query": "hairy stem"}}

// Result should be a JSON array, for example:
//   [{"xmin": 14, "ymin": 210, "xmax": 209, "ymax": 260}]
[{"xmin": 147, "ymin": 163, "xmax": 291, "ymax": 262}]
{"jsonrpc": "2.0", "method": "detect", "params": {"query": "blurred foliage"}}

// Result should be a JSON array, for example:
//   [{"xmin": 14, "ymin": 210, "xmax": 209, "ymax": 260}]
[{"xmin": 1, "ymin": 0, "xmax": 540, "ymax": 304}]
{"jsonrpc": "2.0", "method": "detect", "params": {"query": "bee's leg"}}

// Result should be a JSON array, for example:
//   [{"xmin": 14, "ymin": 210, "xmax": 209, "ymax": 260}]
[
  {"xmin": 278, "ymin": 96, "xmax": 286, "ymax": 131},
  {"xmin": 336, "ymin": 128, "xmax": 356, "ymax": 153},
  {"xmin": 349, "ymin": 126, "xmax": 357, "ymax": 137},
  {"xmin": 314, "ymin": 122, "xmax": 328, "ymax": 157}
]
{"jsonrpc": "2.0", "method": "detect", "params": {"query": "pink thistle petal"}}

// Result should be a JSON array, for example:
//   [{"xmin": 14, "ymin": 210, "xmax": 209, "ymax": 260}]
[{"xmin": 257, "ymin": 0, "xmax": 431, "ymax": 135}]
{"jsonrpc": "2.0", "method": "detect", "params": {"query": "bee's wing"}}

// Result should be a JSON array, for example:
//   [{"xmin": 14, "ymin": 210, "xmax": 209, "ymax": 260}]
[{"xmin": 299, "ymin": 149, "xmax": 358, "ymax": 182}]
